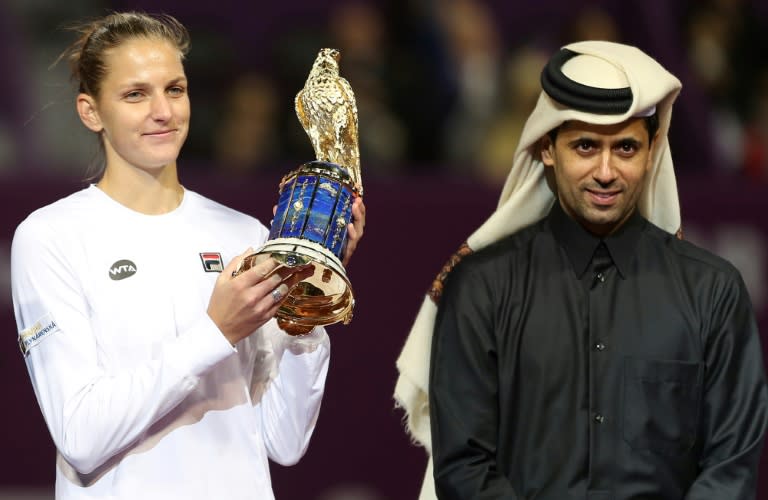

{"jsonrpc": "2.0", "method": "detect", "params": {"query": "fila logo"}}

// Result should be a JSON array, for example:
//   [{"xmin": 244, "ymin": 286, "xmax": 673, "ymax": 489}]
[
  {"xmin": 109, "ymin": 259, "xmax": 137, "ymax": 280},
  {"xmin": 200, "ymin": 252, "xmax": 223, "ymax": 272}
]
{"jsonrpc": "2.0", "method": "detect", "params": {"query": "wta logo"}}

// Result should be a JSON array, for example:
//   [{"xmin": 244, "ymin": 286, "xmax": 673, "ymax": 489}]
[{"xmin": 109, "ymin": 259, "xmax": 137, "ymax": 280}]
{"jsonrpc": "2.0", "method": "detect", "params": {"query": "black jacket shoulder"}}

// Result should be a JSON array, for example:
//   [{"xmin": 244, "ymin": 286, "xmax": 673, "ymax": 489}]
[
  {"xmin": 453, "ymin": 219, "xmax": 548, "ymax": 275},
  {"xmin": 643, "ymin": 221, "xmax": 740, "ymax": 278}
]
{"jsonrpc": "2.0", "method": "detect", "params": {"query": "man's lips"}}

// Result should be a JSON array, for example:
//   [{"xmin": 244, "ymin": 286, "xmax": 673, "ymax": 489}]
[{"xmin": 586, "ymin": 188, "xmax": 620, "ymax": 206}]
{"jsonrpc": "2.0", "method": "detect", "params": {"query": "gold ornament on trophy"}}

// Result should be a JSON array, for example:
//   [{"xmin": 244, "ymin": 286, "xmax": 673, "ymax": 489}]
[{"xmin": 234, "ymin": 48, "xmax": 362, "ymax": 335}]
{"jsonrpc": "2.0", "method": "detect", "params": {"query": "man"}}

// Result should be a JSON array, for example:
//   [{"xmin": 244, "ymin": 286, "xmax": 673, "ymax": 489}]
[{"xmin": 394, "ymin": 41, "xmax": 768, "ymax": 499}]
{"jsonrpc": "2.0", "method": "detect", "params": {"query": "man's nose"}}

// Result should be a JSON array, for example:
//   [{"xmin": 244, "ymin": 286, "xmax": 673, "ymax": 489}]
[{"xmin": 593, "ymin": 151, "xmax": 618, "ymax": 185}]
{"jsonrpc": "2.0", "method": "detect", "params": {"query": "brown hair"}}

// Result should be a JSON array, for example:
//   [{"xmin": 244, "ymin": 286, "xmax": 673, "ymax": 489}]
[{"xmin": 57, "ymin": 11, "xmax": 190, "ymax": 98}]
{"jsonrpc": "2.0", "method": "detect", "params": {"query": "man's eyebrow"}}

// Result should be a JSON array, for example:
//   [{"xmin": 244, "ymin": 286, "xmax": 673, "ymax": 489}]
[
  {"xmin": 566, "ymin": 136, "xmax": 598, "ymax": 145},
  {"xmin": 613, "ymin": 137, "xmax": 644, "ymax": 147}
]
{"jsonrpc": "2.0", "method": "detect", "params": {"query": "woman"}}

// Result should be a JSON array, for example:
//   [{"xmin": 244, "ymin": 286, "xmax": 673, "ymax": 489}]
[{"xmin": 11, "ymin": 11, "xmax": 364, "ymax": 499}]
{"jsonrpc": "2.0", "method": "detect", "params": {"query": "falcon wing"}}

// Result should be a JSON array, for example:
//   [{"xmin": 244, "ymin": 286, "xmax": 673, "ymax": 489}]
[
  {"xmin": 294, "ymin": 90, "xmax": 311, "ymax": 135},
  {"xmin": 335, "ymin": 76, "xmax": 358, "ymax": 130}
]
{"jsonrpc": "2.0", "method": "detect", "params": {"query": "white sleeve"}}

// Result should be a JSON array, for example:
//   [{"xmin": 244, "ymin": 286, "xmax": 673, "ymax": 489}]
[
  {"xmin": 11, "ymin": 217, "xmax": 235, "ymax": 474},
  {"xmin": 257, "ymin": 323, "xmax": 330, "ymax": 466}
]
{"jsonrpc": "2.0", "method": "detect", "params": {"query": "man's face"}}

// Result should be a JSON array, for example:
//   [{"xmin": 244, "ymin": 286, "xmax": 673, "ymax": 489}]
[{"xmin": 541, "ymin": 118, "xmax": 657, "ymax": 236}]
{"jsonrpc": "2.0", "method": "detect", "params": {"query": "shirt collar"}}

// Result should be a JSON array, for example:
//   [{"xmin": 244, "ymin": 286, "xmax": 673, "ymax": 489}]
[{"xmin": 548, "ymin": 201, "xmax": 646, "ymax": 278}]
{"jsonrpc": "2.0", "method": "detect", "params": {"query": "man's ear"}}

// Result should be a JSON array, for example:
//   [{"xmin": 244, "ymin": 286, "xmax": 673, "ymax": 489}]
[
  {"xmin": 645, "ymin": 130, "xmax": 661, "ymax": 172},
  {"xmin": 540, "ymin": 135, "xmax": 555, "ymax": 167},
  {"xmin": 76, "ymin": 93, "xmax": 103, "ymax": 133},
  {"xmin": 644, "ymin": 130, "xmax": 660, "ymax": 172}
]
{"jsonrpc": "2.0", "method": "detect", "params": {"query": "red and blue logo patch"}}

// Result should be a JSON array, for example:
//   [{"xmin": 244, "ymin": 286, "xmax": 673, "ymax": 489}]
[{"xmin": 200, "ymin": 252, "xmax": 224, "ymax": 272}]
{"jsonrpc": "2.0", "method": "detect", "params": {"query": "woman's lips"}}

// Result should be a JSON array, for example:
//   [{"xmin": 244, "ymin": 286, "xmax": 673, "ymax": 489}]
[{"xmin": 143, "ymin": 129, "xmax": 176, "ymax": 138}]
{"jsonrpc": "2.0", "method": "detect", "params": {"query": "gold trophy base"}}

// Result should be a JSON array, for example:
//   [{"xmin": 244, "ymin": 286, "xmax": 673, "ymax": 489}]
[{"xmin": 234, "ymin": 238, "xmax": 354, "ymax": 336}]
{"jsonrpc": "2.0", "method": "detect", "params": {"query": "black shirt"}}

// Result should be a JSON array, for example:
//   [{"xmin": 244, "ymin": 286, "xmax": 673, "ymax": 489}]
[{"xmin": 430, "ymin": 202, "xmax": 768, "ymax": 500}]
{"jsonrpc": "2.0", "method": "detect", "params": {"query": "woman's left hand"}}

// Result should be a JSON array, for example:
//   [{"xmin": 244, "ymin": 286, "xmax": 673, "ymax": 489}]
[{"xmin": 343, "ymin": 196, "xmax": 366, "ymax": 266}]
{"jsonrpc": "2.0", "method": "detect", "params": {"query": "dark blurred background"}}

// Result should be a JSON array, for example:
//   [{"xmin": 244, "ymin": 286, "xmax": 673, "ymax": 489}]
[{"xmin": 2, "ymin": 0, "xmax": 768, "ymax": 499}]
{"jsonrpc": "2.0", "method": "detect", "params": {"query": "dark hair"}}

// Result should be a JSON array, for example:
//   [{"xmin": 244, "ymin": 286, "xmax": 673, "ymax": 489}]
[
  {"xmin": 547, "ymin": 112, "xmax": 660, "ymax": 144},
  {"xmin": 57, "ymin": 11, "xmax": 190, "ymax": 98}
]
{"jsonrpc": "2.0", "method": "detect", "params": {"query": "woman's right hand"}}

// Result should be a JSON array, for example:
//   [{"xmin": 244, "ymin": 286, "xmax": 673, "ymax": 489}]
[{"xmin": 207, "ymin": 249, "xmax": 314, "ymax": 345}]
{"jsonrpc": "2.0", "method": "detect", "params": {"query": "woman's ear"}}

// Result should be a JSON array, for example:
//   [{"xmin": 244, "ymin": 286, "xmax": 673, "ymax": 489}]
[{"xmin": 76, "ymin": 93, "xmax": 103, "ymax": 133}]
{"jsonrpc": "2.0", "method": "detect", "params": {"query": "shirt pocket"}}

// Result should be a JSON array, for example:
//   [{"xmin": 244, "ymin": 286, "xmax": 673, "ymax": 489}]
[{"xmin": 622, "ymin": 357, "xmax": 703, "ymax": 455}]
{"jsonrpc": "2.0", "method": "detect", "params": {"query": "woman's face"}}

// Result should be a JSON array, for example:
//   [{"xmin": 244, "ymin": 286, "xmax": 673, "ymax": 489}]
[{"xmin": 79, "ymin": 37, "xmax": 190, "ymax": 174}]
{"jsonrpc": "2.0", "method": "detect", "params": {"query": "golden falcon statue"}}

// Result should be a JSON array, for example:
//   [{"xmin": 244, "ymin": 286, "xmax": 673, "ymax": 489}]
[{"xmin": 295, "ymin": 48, "xmax": 363, "ymax": 194}]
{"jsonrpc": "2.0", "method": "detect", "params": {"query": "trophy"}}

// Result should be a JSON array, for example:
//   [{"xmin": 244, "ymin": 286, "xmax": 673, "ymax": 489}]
[{"xmin": 234, "ymin": 48, "xmax": 362, "ymax": 336}]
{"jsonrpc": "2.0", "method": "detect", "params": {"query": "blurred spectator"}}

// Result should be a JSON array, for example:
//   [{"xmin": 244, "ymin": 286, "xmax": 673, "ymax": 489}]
[
  {"xmin": 684, "ymin": 0, "xmax": 768, "ymax": 174},
  {"xmin": 685, "ymin": 4, "xmax": 744, "ymax": 172},
  {"xmin": 381, "ymin": 0, "xmax": 457, "ymax": 170},
  {"xmin": 561, "ymin": 4, "xmax": 621, "ymax": 43},
  {"xmin": 0, "ymin": 3, "xmax": 27, "ymax": 172},
  {"xmin": 10, "ymin": 0, "xmax": 109, "ymax": 175},
  {"xmin": 212, "ymin": 72, "xmax": 282, "ymax": 175},
  {"xmin": 316, "ymin": 483, "xmax": 386, "ymax": 500},
  {"xmin": 476, "ymin": 46, "xmax": 548, "ymax": 184},
  {"xmin": 438, "ymin": 0, "xmax": 504, "ymax": 171},
  {"xmin": 743, "ymin": 69, "xmax": 768, "ymax": 181},
  {"xmin": 329, "ymin": 1, "xmax": 406, "ymax": 175}
]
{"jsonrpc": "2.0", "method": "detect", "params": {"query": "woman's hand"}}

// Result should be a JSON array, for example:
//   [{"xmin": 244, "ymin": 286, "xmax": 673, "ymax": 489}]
[
  {"xmin": 343, "ymin": 196, "xmax": 366, "ymax": 266},
  {"xmin": 207, "ymin": 248, "xmax": 314, "ymax": 345}
]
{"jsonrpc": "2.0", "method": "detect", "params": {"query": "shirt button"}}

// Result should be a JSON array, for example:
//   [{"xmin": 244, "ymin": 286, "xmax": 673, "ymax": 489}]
[
  {"xmin": 594, "ymin": 413, "xmax": 605, "ymax": 424},
  {"xmin": 596, "ymin": 272, "xmax": 605, "ymax": 282},
  {"xmin": 594, "ymin": 342, "xmax": 606, "ymax": 351}
]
